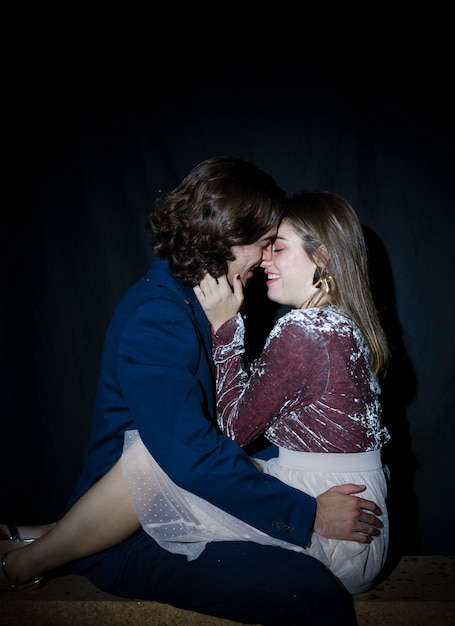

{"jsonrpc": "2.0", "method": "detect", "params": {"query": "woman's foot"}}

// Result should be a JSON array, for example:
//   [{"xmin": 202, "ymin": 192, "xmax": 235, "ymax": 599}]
[
  {"xmin": 0, "ymin": 550, "xmax": 44, "ymax": 592},
  {"xmin": 0, "ymin": 523, "xmax": 56, "ymax": 542}
]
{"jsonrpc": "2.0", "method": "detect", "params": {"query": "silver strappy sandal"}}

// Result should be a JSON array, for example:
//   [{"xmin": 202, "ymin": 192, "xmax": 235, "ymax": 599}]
[
  {"xmin": 1, "ymin": 552, "xmax": 44, "ymax": 592},
  {"xmin": 0, "ymin": 524, "xmax": 22, "ymax": 541}
]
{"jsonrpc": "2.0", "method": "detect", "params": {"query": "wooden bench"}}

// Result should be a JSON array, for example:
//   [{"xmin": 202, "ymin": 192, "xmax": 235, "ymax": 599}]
[{"xmin": 1, "ymin": 555, "xmax": 454, "ymax": 625}]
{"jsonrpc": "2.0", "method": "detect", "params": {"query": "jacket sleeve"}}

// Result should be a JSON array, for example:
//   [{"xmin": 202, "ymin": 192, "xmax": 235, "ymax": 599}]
[{"xmin": 117, "ymin": 297, "xmax": 317, "ymax": 548}]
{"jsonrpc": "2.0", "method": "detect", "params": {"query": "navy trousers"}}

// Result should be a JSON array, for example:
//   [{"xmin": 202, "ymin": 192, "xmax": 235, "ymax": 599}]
[{"xmin": 76, "ymin": 531, "xmax": 357, "ymax": 626}]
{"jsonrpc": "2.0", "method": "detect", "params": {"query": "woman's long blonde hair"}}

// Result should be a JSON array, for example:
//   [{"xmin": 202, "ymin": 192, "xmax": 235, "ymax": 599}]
[{"xmin": 285, "ymin": 191, "xmax": 390, "ymax": 376}]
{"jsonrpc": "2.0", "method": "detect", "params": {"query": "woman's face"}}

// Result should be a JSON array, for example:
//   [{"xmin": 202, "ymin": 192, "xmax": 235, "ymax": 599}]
[{"xmin": 261, "ymin": 220, "xmax": 318, "ymax": 308}]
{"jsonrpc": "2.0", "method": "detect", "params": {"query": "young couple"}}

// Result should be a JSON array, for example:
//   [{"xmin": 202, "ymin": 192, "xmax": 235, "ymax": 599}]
[{"xmin": 1, "ymin": 156, "xmax": 390, "ymax": 625}]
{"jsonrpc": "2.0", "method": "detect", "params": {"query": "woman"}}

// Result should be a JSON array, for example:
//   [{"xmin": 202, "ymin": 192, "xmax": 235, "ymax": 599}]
[{"xmin": 191, "ymin": 191, "xmax": 391, "ymax": 595}]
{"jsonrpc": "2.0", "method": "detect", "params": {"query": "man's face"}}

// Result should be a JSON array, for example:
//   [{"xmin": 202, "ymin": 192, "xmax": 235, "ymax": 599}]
[{"xmin": 226, "ymin": 228, "xmax": 277, "ymax": 286}]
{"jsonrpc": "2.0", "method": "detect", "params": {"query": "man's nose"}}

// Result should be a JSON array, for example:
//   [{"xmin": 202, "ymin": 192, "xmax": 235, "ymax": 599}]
[{"xmin": 261, "ymin": 244, "xmax": 273, "ymax": 264}]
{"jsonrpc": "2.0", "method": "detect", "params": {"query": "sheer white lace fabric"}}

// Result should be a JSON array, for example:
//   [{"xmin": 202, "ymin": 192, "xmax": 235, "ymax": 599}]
[{"xmin": 121, "ymin": 429, "xmax": 298, "ymax": 561}]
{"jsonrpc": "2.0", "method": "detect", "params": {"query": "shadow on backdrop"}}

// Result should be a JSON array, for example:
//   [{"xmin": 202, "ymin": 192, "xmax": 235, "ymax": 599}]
[{"xmin": 363, "ymin": 226, "xmax": 420, "ymax": 573}]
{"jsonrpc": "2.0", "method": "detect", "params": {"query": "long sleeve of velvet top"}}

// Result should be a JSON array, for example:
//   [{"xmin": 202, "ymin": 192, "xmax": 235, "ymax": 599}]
[{"xmin": 213, "ymin": 307, "xmax": 390, "ymax": 453}]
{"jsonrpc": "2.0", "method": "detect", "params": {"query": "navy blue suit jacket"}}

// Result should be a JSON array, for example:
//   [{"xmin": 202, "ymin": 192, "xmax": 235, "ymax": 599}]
[{"xmin": 66, "ymin": 257, "xmax": 316, "ymax": 549}]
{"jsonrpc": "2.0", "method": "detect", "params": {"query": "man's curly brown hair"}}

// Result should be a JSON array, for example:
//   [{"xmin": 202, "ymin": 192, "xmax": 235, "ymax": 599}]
[{"xmin": 148, "ymin": 156, "xmax": 285, "ymax": 286}]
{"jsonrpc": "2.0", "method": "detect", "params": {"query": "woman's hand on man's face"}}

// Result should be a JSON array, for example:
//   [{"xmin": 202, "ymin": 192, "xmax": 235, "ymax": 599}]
[{"xmin": 193, "ymin": 273, "xmax": 244, "ymax": 333}]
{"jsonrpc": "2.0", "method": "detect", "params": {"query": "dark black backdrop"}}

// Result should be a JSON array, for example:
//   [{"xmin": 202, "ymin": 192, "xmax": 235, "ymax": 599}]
[{"xmin": 2, "ymin": 51, "xmax": 454, "ymax": 563}]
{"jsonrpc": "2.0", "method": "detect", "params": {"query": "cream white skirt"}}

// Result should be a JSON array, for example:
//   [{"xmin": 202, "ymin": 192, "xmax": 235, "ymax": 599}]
[
  {"xmin": 121, "ymin": 429, "xmax": 389, "ymax": 596},
  {"xmin": 258, "ymin": 447, "xmax": 389, "ymax": 595}
]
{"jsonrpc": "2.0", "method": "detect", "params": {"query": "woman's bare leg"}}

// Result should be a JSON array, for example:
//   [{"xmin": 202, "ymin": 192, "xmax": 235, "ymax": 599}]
[{"xmin": 1, "ymin": 460, "xmax": 140, "ymax": 587}]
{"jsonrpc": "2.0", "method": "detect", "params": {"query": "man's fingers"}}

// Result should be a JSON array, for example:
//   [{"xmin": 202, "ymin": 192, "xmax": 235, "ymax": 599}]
[
  {"xmin": 357, "ymin": 498, "xmax": 382, "ymax": 516},
  {"xmin": 358, "ymin": 504, "xmax": 383, "ymax": 525},
  {"xmin": 359, "ymin": 520, "xmax": 381, "ymax": 535}
]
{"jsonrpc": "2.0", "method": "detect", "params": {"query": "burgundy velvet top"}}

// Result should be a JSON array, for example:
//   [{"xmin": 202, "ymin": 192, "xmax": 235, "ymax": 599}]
[{"xmin": 212, "ymin": 306, "xmax": 390, "ymax": 454}]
